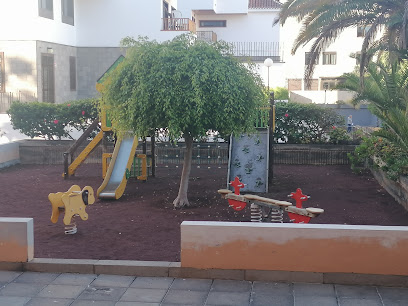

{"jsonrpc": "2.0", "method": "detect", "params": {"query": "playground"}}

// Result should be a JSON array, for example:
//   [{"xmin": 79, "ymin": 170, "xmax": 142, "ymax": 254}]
[{"xmin": 1, "ymin": 162, "xmax": 407, "ymax": 262}]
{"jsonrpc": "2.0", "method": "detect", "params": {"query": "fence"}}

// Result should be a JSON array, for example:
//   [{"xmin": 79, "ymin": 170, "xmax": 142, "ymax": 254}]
[
  {"xmin": 0, "ymin": 91, "xmax": 37, "ymax": 113},
  {"xmin": 231, "ymin": 42, "xmax": 284, "ymax": 62},
  {"xmin": 15, "ymin": 140, "xmax": 355, "ymax": 166}
]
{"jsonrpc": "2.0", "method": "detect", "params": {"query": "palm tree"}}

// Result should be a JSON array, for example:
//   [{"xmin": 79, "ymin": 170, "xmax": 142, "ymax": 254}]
[
  {"xmin": 276, "ymin": 0, "xmax": 408, "ymax": 85},
  {"xmin": 339, "ymin": 59, "xmax": 408, "ymax": 151}
]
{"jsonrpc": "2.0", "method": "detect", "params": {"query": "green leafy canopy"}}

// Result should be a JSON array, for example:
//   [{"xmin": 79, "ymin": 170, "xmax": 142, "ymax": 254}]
[{"xmin": 101, "ymin": 34, "xmax": 266, "ymax": 140}]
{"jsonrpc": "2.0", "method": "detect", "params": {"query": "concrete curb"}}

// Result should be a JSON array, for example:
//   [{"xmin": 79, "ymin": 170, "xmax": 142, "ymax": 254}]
[{"xmin": 1, "ymin": 258, "xmax": 408, "ymax": 287}]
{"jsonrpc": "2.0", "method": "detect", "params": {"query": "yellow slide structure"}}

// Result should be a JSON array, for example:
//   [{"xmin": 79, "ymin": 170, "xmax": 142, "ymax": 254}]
[
  {"xmin": 66, "ymin": 130, "xmax": 104, "ymax": 177},
  {"xmin": 97, "ymin": 135, "xmax": 139, "ymax": 199}
]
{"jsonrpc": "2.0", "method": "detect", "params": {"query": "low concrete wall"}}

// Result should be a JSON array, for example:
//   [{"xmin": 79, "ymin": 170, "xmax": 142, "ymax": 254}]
[
  {"xmin": 0, "ymin": 218, "xmax": 34, "ymax": 262},
  {"xmin": 372, "ymin": 169, "xmax": 408, "ymax": 211},
  {"xmin": 181, "ymin": 221, "xmax": 408, "ymax": 276},
  {"xmin": 0, "ymin": 142, "xmax": 20, "ymax": 169}
]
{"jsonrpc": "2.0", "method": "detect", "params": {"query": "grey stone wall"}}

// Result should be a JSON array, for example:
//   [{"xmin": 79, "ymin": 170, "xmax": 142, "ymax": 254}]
[
  {"xmin": 36, "ymin": 41, "xmax": 77, "ymax": 103},
  {"xmin": 76, "ymin": 47, "xmax": 125, "ymax": 100}
]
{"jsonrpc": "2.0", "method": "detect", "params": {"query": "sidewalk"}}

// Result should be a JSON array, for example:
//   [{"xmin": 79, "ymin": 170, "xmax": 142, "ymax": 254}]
[{"xmin": 0, "ymin": 271, "xmax": 407, "ymax": 306}]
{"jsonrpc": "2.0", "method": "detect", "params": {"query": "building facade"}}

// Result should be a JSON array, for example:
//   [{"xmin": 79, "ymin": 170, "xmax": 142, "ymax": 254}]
[{"xmin": 0, "ymin": 0, "xmax": 363, "ymax": 107}]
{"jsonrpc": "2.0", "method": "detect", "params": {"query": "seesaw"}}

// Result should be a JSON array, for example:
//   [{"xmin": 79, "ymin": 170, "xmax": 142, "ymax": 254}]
[
  {"xmin": 48, "ymin": 185, "xmax": 95, "ymax": 234},
  {"xmin": 218, "ymin": 177, "xmax": 324, "ymax": 223}
]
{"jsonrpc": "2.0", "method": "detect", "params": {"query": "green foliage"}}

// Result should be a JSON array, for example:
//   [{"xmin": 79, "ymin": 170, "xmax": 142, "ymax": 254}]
[
  {"xmin": 7, "ymin": 99, "xmax": 98, "ymax": 140},
  {"xmin": 339, "ymin": 59, "xmax": 408, "ymax": 152},
  {"xmin": 349, "ymin": 136, "xmax": 408, "ymax": 180},
  {"xmin": 274, "ymin": 102, "xmax": 344, "ymax": 144},
  {"xmin": 328, "ymin": 127, "xmax": 352, "ymax": 144},
  {"xmin": 272, "ymin": 87, "xmax": 289, "ymax": 100},
  {"xmin": 101, "ymin": 34, "xmax": 265, "ymax": 140}
]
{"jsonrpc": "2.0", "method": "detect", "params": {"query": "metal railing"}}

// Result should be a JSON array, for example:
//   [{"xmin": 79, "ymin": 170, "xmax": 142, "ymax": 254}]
[
  {"xmin": 196, "ymin": 31, "xmax": 217, "ymax": 42},
  {"xmin": 162, "ymin": 18, "xmax": 196, "ymax": 32},
  {"xmin": 0, "ymin": 91, "xmax": 37, "ymax": 113},
  {"xmin": 231, "ymin": 41, "xmax": 284, "ymax": 62}
]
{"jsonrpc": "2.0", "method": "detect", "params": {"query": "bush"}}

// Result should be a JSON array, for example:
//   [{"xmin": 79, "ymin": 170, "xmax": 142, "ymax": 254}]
[
  {"xmin": 7, "ymin": 99, "xmax": 98, "ymax": 140},
  {"xmin": 348, "ymin": 136, "xmax": 408, "ymax": 180},
  {"xmin": 274, "ymin": 102, "xmax": 344, "ymax": 144},
  {"xmin": 272, "ymin": 87, "xmax": 289, "ymax": 100},
  {"xmin": 328, "ymin": 127, "xmax": 352, "ymax": 144}
]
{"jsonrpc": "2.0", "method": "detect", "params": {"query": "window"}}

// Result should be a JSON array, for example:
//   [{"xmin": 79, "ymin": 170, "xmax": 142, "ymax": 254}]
[
  {"xmin": 62, "ymin": 0, "xmax": 74, "ymax": 25},
  {"xmin": 320, "ymin": 77, "xmax": 345, "ymax": 90},
  {"xmin": 69, "ymin": 56, "xmax": 76, "ymax": 91},
  {"xmin": 357, "ymin": 25, "xmax": 371, "ymax": 37},
  {"xmin": 323, "ymin": 52, "xmax": 337, "ymax": 65},
  {"xmin": 199, "ymin": 20, "xmax": 227, "ymax": 27},
  {"xmin": 0, "ymin": 52, "xmax": 4, "ymax": 93},
  {"xmin": 305, "ymin": 52, "xmax": 318, "ymax": 65},
  {"xmin": 38, "ymin": 0, "xmax": 53, "ymax": 19}
]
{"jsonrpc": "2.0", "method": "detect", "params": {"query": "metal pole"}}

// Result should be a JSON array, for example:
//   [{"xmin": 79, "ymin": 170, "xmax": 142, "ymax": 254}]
[
  {"xmin": 268, "ymin": 91, "xmax": 275, "ymax": 186},
  {"xmin": 267, "ymin": 66, "xmax": 270, "ymax": 92}
]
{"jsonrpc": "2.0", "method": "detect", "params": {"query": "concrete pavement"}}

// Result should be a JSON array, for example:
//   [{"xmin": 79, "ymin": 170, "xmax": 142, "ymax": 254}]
[{"xmin": 1, "ymin": 271, "xmax": 408, "ymax": 306}]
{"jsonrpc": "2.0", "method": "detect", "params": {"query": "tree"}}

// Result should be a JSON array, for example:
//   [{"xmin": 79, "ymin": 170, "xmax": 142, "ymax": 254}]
[
  {"xmin": 101, "ymin": 35, "xmax": 265, "ymax": 208},
  {"xmin": 276, "ymin": 0, "xmax": 408, "ymax": 84},
  {"xmin": 339, "ymin": 59, "xmax": 408, "ymax": 151}
]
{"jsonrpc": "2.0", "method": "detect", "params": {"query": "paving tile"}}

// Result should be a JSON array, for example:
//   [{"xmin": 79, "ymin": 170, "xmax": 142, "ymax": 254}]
[
  {"xmin": 383, "ymin": 300, "xmax": 408, "ymax": 306},
  {"xmin": 116, "ymin": 302, "xmax": 160, "ymax": 306},
  {"xmin": 130, "ymin": 277, "xmax": 174, "ymax": 289},
  {"xmin": 293, "ymin": 283, "xmax": 335, "ymax": 297},
  {"xmin": 335, "ymin": 284, "xmax": 379, "ymax": 298},
  {"xmin": 170, "ymin": 278, "xmax": 212, "ymax": 291},
  {"xmin": 77, "ymin": 286, "xmax": 127, "ymax": 301},
  {"xmin": 13, "ymin": 272, "xmax": 59, "ymax": 284},
  {"xmin": 25, "ymin": 297, "xmax": 73, "ymax": 306},
  {"xmin": 211, "ymin": 279, "xmax": 252, "ymax": 292},
  {"xmin": 252, "ymin": 282, "xmax": 293, "ymax": 295},
  {"xmin": 377, "ymin": 287, "xmax": 408, "ymax": 300},
  {"xmin": 0, "ymin": 271, "xmax": 22, "ymax": 283},
  {"xmin": 162, "ymin": 289, "xmax": 208, "ymax": 305},
  {"xmin": 52, "ymin": 273, "xmax": 97, "ymax": 285},
  {"xmin": 338, "ymin": 297, "xmax": 383, "ymax": 306},
  {"xmin": 92, "ymin": 274, "xmax": 135, "ymax": 288},
  {"xmin": 0, "ymin": 296, "xmax": 30, "ymax": 306},
  {"xmin": 119, "ymin": 288, "xmax": 167, "ymax": 303},
  {"xmin": 250, "ymin": 293, "xmax": 294, "ymax": 306},
  {"xmin": 37, "ymin": 284, "xmax": 86, "ymax": 299},
  {"xmin": 71, "ymin": 300, "xmax": 116, "ymax": 306},
  {"xmin": 206, "ymin": 291, "xmax": 250, "ymax": 306},
  {"xmin": 294, "ymin": 296, "xmax": 337, "ymax": 306},
  {"xmin": 0, "ymin": 282, "xmax": 45, "ymax": 297}
]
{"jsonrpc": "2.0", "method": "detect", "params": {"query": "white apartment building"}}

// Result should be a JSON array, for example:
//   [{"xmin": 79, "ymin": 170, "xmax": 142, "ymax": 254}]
[{"xmin": 0, "ymin": 0, "xmax": 363, "ymax": 106}]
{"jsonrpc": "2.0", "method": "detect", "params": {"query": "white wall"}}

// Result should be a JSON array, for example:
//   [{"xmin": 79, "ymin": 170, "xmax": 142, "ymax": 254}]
[
  {"xmin": 196, "ymin": 11, "xmax": 280, "ymax": 42},
  {"xmin": 75, "ymin": 0, "xmax": 181, "ymax": 47},
  {"xmin": 282, "ymin": 19, "xmax": 362, "ymax": 80},
  {"xmin": 0, "ymin": 0, "xmax": 76, "ymax": 46},
  {"xmin": 215, "ymin": 0, "xmax": 248, "ymax": 14}
]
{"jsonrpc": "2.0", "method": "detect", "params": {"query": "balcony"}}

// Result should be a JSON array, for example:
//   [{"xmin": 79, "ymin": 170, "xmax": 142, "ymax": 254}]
[
  {"xmin": 196, "ymin": 31, "xmax": 217, "ymax": 43},
  {"xmin": 231, "ymin": 42, "xmax": 284, "ymax": 62},
  {"xmin": 162, "ymin": 18, "xmax": 196, "ymax": 32}
]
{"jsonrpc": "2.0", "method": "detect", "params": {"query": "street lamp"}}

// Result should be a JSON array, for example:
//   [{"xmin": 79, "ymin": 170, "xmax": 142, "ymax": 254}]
[{"xmin": 264, "ymin": 57, "xmax": 273, "ymax": 91}]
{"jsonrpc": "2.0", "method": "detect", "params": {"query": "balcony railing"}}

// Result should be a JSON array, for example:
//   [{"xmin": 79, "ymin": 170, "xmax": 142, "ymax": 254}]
[
  {"xmin": 231, "ymin": 42, "xmax": 284, "ymax": 62},
  {"xmin": 196, "ymin": 31, "xmax": 217, "ymax": 43},
  {"xmin": 162, "ymin": 18, "xmax": 196, "ymax": 32}
]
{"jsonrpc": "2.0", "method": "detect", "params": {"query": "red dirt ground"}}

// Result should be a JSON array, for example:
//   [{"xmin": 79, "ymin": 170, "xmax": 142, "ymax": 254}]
[{"xmin": 1, "ymin": 163, "xmax": 408, "ymax": 261}]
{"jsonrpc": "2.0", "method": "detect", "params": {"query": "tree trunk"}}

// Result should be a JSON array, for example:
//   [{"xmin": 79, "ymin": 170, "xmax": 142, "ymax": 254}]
[{"xmin": 173, "ymin": 134, "xmax": 193, "ymax": 208}]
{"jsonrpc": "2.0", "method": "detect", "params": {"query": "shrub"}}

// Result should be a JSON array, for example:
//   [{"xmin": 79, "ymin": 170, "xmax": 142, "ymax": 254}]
[
  {"xmin": 328, "ymin": 127, "xmax": 352, "ymax": 144},
  {"xmin": 274, "ymin": 102, "xmax": 344, "ymax": 144},
  {"xmin": 348, "ymin": 136, "xmax": 408, "ymax": 180},
  {"xmin": 7, "ymin": 99, "xmax": 98, "ymax": 140},
  {"xmin": 272, "ymin": 87, "xmax": 289, "ymax": 100}
]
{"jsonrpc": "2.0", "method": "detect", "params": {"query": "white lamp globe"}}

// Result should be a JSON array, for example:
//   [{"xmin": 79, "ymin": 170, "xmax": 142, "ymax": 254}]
[{"xmin": 264, "ymin": 58, "xmax": 273, "ymax": 67}]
